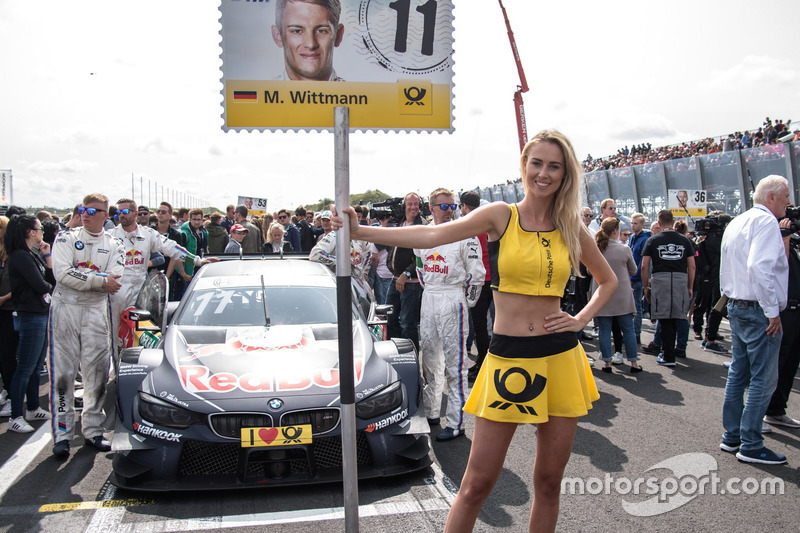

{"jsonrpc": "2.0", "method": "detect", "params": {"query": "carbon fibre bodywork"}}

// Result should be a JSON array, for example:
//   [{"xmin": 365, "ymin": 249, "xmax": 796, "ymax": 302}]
[{"xmin": 111, "ymin": 258, "xmax": 430, "ymax": 491}]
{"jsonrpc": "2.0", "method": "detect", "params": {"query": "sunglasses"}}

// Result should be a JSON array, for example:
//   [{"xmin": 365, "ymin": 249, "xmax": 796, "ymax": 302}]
[
  {"xmin": 157, "ymin": 209, "xmax": 169, "ymax": 215},
  {"xmin": 278, "ymin": 215, "xmax": 288, "ymax": 219},
  {"xmin": 78, "ymin": 207, "xmax": 107, "ymax": 216},
  {"xmin": 118, "ymin": 208, "xmax": 133, "ymax": 215},
  {"xmin": 435, "ymin": 203, "xmax": 458, "ymax": 211},
  {"xmin": 582, "ymin": 213, "xmax": 593, "ymax": 218}
]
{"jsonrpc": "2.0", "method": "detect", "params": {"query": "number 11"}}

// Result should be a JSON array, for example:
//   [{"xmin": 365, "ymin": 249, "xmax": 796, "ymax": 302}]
[{"xmin": 389, "ymin": 0, "xmax": 438, "ymax": 56}]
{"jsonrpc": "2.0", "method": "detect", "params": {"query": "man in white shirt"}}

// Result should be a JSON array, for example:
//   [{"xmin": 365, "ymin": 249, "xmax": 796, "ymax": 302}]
[
  {"xmin": 719, "ymin": 175, "xmax": 791, "ymax": 465},
  {"xmin": 588, "ymin": 198, "xmax": 631, "ymax": 235}
]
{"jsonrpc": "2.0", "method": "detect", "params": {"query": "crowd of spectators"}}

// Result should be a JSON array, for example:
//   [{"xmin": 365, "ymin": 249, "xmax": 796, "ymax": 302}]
[{"xmin": 583, "ymin": 117, "xmax": 798, "ymax": 172}]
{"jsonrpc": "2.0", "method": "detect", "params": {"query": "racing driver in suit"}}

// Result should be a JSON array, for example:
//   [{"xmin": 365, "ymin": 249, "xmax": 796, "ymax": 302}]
[
  {"xmin": 414, "ymin": 188, "xmax": 485, "ymax": 442},
  {"xmin": 309, "ymin": 221, "xmax": 373, "ymax": 313},
  {"xmin": 110, "ymin": 198, "xmax": 201, "ymax": 360},
  {"xmin": 49, "ymin": 193, "xmax": 125, "ymax": 458}
]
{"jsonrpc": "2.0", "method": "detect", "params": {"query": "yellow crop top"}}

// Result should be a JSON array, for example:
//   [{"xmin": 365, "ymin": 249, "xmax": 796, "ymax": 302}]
[{"xmin": 488, "ymin": 204, "xmax": 572, "ymax": 296}]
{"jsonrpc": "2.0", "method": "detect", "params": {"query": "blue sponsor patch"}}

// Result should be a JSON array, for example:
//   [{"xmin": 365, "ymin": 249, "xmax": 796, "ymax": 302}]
[{"xmin": 75, "ymin": 241, "xmax": 85, "ymax": 250}]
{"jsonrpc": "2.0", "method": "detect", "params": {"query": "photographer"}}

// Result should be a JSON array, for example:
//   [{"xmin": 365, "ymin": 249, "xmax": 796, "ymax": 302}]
[
  {"xmin": 692, "ymin": 212, "xmax": 731, "ymax": 353},
  {"xmin": 764, "ymin": 211, "xmax": 800, "ymax": 430},
  {"xmin": 385, "ymin": 193, "xmax": 427, "ymax": 351}
]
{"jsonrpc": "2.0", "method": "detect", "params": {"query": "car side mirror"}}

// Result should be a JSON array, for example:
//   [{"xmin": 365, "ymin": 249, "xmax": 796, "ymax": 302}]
[
  {"xmin": 130, "ymin": 309, "xmax": 161, "ymax": 332},
  {"xmin": 375, "ymin": 304, "xmax": 393, "ymax": 316}
]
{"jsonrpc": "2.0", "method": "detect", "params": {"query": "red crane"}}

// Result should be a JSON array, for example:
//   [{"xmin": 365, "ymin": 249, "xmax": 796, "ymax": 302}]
[{"xmin": 498, "ymin": 0, "xmax": 529, "ymax": 151}]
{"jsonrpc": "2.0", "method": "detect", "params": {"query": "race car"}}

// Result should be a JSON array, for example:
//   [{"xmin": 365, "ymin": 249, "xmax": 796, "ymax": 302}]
[{"xmin": 111, "ymin": 258, "xmax": 431, "ymax": 490}]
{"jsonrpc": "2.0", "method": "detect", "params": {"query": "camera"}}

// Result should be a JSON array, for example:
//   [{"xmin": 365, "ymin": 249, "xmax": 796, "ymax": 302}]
[
  {"xmin": 369, "ymin": 208, "xmax": 392, "ymax": 220},
  {"xmin": 370, "ymin": 197, "xmax": 404, "ymax": 223},
  {"xmin": 694, "ymin": 214, "xmax": 730, "ymax": 236},
  {"xmin": 780, "ymin": 206, "xmax": 800, "ymax": 237},
  {"xmin": 370, "ymin": 197, "xmax": 430, "ymax": 224}
]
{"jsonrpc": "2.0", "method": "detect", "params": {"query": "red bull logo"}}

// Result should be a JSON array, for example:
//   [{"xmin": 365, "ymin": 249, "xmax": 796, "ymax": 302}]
[
  {"xmin": 350, "ymin": 249, "xmax": 364, "ymax": 267},
  {"xmin": 124, "ymin": 248, "xmax": 145, "ymax": 267},
  {"xmin": 178, "ymin": 359, "xmax": 365, "ymax": 393},
  {"xmin": 424, "ymin": 252, "xmax": 448, "ymax": 274},
  {"xmin": 77, "ymin": 261, "xmax": 101, "ymax": 272}
]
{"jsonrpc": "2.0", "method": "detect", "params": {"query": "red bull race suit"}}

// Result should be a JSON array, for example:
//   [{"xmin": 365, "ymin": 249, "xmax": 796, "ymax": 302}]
[
  {"xmin": 414, "ymin": 238, "xmax": 485, "ymax": 432},
  {"xmin": 309, "ymin": 231, "xmax": 374, "ymax": 311},
  {"xmin": 48, "ymin": 227, "xmax": 125, "ymax": 445}
]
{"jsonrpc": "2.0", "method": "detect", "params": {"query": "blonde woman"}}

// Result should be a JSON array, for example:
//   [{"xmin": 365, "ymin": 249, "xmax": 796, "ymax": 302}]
[
  {"xmin": 333, "ymin": 130, "xmax": 616, "ymax": 532},
  {"xmin": 258, "ymin": 214, "xmax": 274, "ymax": 244},
  {"xmin": 263, "ymin": 222, "xmax": 294, "ymax": 254}
]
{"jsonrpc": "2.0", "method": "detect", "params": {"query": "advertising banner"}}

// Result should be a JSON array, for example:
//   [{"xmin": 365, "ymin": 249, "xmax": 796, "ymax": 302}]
[
  {"xmin": 668, "ymin": 189, "xmax": 707, "ymax": 218},
  {"xmin": 0, "ymin": 170, "xmax": 10, "ymax": 205},
  {"xmin": 219, "ymin": 0, "xmax": 455, "ymax": 132},
  {"xmin": 238, "ymin": 195, "xmax": 269, "ymax": 216}
]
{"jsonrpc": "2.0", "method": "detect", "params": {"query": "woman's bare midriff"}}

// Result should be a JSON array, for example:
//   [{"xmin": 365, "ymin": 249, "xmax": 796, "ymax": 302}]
[{"xmin": 491, "ymin": 291, "xmax": 563, "ymax": 337}]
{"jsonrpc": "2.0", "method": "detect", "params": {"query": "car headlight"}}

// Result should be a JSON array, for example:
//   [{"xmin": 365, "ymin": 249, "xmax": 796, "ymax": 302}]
[
  {"xmin": 138, "ymin": 392, "xmax": 203, "ymax": 429},
  {"xmin": 356, "ymin": 381, "xmax": 403, "ymax": 419}
]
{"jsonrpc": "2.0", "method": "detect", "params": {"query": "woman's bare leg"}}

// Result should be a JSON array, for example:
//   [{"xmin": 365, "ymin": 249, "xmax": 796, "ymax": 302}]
[
  {"xmin": 528, "ymin": 416, "xmax": 578, "ymax": 533},
  {"xmin": 444, "ymin": 417, "xmax": 518, "ymax": 532}
]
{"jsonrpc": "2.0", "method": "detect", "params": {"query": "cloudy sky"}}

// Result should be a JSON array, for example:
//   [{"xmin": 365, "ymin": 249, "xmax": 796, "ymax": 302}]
[{"xmin": 1, "ymin": 0, "xmax": 798, "ymax": 211}]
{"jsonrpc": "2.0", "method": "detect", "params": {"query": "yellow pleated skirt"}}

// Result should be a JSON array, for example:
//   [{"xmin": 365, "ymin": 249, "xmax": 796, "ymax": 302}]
[{"xmin": 464, "ymin": 332, "xmax": 599, "ymax": 424}]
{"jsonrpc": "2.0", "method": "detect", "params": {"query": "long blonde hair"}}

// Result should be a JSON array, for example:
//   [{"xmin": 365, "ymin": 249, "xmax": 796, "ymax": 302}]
[
  {"xmin": 267, "ymin": 222, "xmax": 285, "ymax": 244},
  {"xmin": 520, "ymin": 130, "xmax": 585, "ymax": 275}
]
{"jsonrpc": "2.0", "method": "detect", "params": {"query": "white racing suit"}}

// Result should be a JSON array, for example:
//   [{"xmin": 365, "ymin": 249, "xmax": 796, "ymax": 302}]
[
  {"xmin": 309, "ymin": 230, "xmax": 372, "ymax": 281},
  {"xmin": 310, "ymin": 231, "xmax": 374, "ymax": 314},
  {"xmin": 414, "ymin": 237, "xmax": 484, "ymax": 431},
  {"xmin": 48, "ymin": 227, "xmax": 125, "ymax": 444},
  {"xmin": 109, "ymin": 224, "xmax": 195, "ymax": 357}
]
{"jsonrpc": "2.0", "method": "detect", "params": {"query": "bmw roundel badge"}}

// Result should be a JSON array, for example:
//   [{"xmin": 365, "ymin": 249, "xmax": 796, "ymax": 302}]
[
  {"xmin": 268, "ymin": 399, "xmax": 283, "ymax": 410},
  {"xmin": 75, "ymin": 240, "xmax": 85, "ymax": 250}
]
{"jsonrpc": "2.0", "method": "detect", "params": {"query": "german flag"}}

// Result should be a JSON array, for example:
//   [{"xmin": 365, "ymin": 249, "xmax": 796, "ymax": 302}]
[{"xmin": 233, "ymin": 90, "xmax": 258, "ymax": 103}]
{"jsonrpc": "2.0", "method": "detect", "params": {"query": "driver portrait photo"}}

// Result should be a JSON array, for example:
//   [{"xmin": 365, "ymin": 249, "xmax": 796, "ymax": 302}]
[{"xmin": 271, "ymin": 0, "xmax": 345, "ymax": 81}]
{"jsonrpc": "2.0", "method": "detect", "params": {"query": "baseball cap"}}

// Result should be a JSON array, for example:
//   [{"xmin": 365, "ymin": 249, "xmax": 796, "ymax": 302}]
[
  {"xmin": 460, "ymin": 191, "xmax": 481, "ymax": 208},
  {"xmin": 230, "ymin": 224, "xmax": 249, "ymax": 234},
  {"xmin": 320, "ymin": 210, "xmax": 332, "ymax": 219},
  {"xmin": 138, "ymin": 205, "xmax": 149, "ymax": 214}
]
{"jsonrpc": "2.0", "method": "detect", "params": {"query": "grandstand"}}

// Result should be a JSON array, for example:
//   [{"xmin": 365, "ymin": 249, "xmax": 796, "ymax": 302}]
[{"xmin": 472, "ymin": 118, "xmax": 800, "ymax": 221}]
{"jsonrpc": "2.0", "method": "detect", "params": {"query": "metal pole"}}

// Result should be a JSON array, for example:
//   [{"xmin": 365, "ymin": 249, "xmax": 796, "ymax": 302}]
[
  {"xmin": 131, "ymin": 173, "xmax": 134, "ymax": 199},
  {"xmin": 334, "ymin": 106, "xmax": 359, "ymax": 532}
]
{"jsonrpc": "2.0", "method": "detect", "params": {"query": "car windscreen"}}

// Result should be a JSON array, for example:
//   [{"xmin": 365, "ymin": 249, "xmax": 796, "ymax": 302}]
[{"xmin": 175, "ymin": 286, "xmax": 338, "ymax": 327}]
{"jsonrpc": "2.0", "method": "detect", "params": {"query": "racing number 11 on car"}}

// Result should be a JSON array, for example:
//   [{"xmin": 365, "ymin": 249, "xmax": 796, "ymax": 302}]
[{"xmin": 241, "ymin": 425, "xmax": 313, "ymax": 447}]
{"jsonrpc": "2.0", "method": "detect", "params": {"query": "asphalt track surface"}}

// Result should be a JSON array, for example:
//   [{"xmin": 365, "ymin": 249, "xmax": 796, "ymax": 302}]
[{"xmin": 1, "ymin": 318, "xmax": 798, "ymax": 532}]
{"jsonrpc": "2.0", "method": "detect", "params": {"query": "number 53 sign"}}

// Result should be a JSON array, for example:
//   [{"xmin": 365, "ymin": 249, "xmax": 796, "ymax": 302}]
[{"xmin": 219, "ymin": 0, "xmax": 454, "ymax": 132}]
